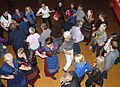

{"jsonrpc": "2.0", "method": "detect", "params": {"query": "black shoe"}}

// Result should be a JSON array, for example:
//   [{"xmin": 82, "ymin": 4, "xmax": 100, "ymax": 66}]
[
  {"xmin": 51, "ymin": 76, "xmax": 57, "ymax": 80},
  {"xmin": 62, "ymin": 68, "xmax": 67, "ymax": 73}
]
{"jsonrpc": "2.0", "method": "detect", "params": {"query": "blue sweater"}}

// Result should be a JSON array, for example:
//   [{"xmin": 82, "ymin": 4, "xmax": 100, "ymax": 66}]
[{"xmin": 74, "ymin": 60, "xmax": 92, "ymax": 77}]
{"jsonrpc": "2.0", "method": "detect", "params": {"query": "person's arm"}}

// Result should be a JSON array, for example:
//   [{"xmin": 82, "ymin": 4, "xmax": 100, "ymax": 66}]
[
  {"xmin": 19, "ymin": 64, "xmax": 31, "ymax": 71},
  {"xmin": 88, "ymin": 68, "xmax": 98, "ymax": 78},
  {"xmin": 0, "ymin": 75, "xmax": 14, "ymax": 79},
  {"xmin": 47, "ymin": 6, "xmax": 55, "ymax": 13},
  {"xmin": 86, "ymin": 61, "xmax": 92, "ymax": 72},
  {"xmin": 36, "ymin": 8, "xmax": 44, "ymax": 16}
]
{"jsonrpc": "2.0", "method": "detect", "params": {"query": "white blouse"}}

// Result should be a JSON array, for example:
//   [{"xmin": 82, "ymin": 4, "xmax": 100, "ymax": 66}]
[
  {"xmin": 37, "ymin": 6, "xmax": 50, "ymax": 18},
  {"xmin": 0, "ymin": 14, "xmax": 12, "ymax": 27}
]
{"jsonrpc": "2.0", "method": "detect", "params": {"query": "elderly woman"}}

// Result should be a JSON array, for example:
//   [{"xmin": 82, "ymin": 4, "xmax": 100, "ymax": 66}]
[
  {"xmin": 36, "ymin": 37, "xmax": 60, "ymax": 80},
  {"xmin": 60, "ymin": 31, "xmax": 74, "ymax": 72},
  {"xmin": 60, "ymin": 70, "xmax": 79, "ymax": 87},
  {"xmin": 85, "ymin": 56, "xmax": 106, "ymax": 87},
  {"xmin": 74, "ymin": 54, "xmax": 92, "ymax": 86},
  {"xmin": 26, "ymin": 27, "xmax": 40, "ymax": 52},
  {"xmin": 39, "ymin": 23, "xmax": 51, "ymax": 47},
  {"xmin": 17, "ymin": 47, "xmax": 40, "ymax": 87},
  {"xmin": 0, "ymin": 53, "xmax": 29, "ymax": 87}
]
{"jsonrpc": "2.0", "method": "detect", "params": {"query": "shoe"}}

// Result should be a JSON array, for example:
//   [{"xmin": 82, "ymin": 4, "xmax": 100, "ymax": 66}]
[
  {"xmin": 62, "ymin": 68, "xmax": 67, "ymax": 73},
  {"xmin": 89, "ymin": 46, "xmax": 92, "ymax": 50},
  {"xmin": 51, "ymin": 76, "xmax": 57, "ymax": 80}
]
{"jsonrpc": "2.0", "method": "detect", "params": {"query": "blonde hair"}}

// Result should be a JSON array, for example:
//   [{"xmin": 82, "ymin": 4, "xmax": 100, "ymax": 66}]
[
  {"xmin": 4, "ymin": 53, "xmax": 13, "ymax": 62},
  {"xmin": 74, "ymin": 54, "xmax": 86, "ymax": 64},
  {"xmin": 87, "ymin": 10, "xmax": 94, "ymax": 24},
  {"xmin": 29, "ymin": 27, "xmax": 35, "ymax": 34},
  {"xmin": 96, "ymin": 56, "xmax": 106, "ymax": 73},
  {"xmin": 25, "ymin": 6, "xmax": 33, "ymax": 15}
]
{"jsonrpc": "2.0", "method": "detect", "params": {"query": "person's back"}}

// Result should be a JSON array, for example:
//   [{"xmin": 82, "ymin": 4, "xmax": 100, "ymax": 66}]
[
  {"xmin": 26, "ymin": 33, "xmax": 40, "ymax": 50},
  {"xmin": 40, "ymin": 28, "xmax": 51, "ymax": 46},
  {"xmin": 105, "ymin": 49, "xmax": 119, "ymax": 71}
]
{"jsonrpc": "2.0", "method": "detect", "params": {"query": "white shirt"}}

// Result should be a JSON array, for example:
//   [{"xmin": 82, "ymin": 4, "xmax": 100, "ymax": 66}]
[
  {"xmin": 26, "ymin": 33, "xmax": 40, "ymax": 50},
  {"xmin": 0, "ymin": 14, "xmax": 12, "ymax": 27},
  {"xmin": 37, "ymin": 6, "xmax": 50, "ymax": 18}
]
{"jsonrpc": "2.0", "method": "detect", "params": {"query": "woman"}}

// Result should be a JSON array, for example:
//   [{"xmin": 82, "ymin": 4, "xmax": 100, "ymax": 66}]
[
  {"xmin": 74, "ymin": 54, "xmax": 92, "ymax": 86},
  {"xmin": 54, "ymin": 1, "xmax": 65, "ymax": 20},
  {"xmin": 66, "ymin": 3, "xmax": 77, "ymax": 24},
  {"xmin": 60, "ymin": 70, "xmax": 79, "ymax": 87},
  {"xmin": 70, "ymin": 20, "xmax": 84, "ymax": 55},
  {"xmin": 36, "ymin": 37, "xmax": 60, "ymax": 80},
  {"xmin": 0, "ymin": 53, "xmax": 29, "ymax": 87},
  {"xmin": 39, "ymin": 23, "xmax": 51, "ymax": 47},
  {"xmin": 0, "ymin": 10, "xmax": 12, "ymax": 32},
  {"xmin": 36, "ymin": 3, "xmax": 54, "ymax": 29},
  {"xmin": 12, "ymin": 8, "xmax": 28, "ymax": 36},
  {"xmin": 17, "ymin": 47, "xmax": 40, "ymax": 87},
  {"xmin": 85, "ymin": 56, "xmax": 106, "ymax": 87},
  {"xmin": 93, "ymin": 13, "xmax": 108, "ymax": 31},
  {"xmin": 90, "ymin": 23, "xmax": 107, "ymax": 57},
  {"xmin": 60, "ymin": 31, "xmax": 74, "ymax": 72},
  {"xmin": 82, "ymin": 10, "xmax": 94, "ymax": 46},
  {"xmin": 26, "ymin": 27, "xmax": 40, "ymax": 52},
  {"xmin": 25, "ymin": 6, "xmax": 37, "ymax": 32}
]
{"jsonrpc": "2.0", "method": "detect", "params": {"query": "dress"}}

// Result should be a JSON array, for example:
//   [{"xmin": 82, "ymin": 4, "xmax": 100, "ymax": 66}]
[
  {"xmin": 82, "ymin": 16, "xmax": 94, "ymax": 45},
  {"xmin": 37, "ymin": 43, "xmax": 59, "ymax": 77},
  {"xmin": 1, "ymin": 59, "xmax": 28, "ymax": 87},
  {"xmin": 17, "ymin": 49, "xmax": 40, "ymax": 86}
]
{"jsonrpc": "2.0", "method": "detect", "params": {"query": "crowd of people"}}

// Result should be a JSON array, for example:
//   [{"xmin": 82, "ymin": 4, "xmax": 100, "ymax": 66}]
[{"xmin": 0, "ymin": 1, "xmax": 120, "ymax": 87}]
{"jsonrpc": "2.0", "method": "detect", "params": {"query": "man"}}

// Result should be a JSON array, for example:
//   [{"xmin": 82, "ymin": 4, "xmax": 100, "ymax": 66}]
[{"xmin": 103, "ymin": 40, "xmax": 119, "ymax": 79}]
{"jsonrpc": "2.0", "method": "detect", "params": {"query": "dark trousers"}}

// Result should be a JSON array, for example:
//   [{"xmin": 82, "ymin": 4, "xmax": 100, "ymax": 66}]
[
  {"xmin": 78, "ymin": 74, "xmax": 85, "ymax": 86},
  {"xmin": 73, "ymin": 43, "xmax": 80, "ymax": 55},
  {"xmin": 91, "ymin": 42, "xmax": 103, "ymax": 57},
  {"xmin": 85, "ymin": 78, "xmax": 103, "ymax": 87},
  {"xmin": 102, "ymin": 71, "xmax": 108, "ymax": 79},
  {"xmin": 0, "ymin": 26, "xmax": 4, "ymax": 38},
  {"xmin": 42, "ymin": 17, "xmax": 52, "ymax": 29}
]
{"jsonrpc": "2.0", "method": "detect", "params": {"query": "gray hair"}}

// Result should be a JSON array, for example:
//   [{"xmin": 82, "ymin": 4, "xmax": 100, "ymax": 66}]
[{"xmin": 41, "ymin": 23, "xmax": 47, "ymax": 30}]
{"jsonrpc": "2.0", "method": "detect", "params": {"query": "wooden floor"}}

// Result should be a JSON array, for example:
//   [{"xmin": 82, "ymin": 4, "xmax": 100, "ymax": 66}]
[{"xmin": 0, "ymin": 0, "xmax": 120, "ymax": 87}]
